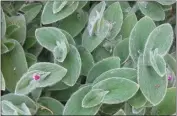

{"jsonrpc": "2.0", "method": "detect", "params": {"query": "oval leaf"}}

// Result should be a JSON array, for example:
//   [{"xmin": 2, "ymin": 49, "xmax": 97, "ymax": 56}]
[
  {"xmin": 82, "ymin": 89, "xmax": 109, "ymax": 108},
  {"xmin": 143, "ymin": 23, "xmax": 174, "ymax": 65},
  {"xmin": 138, "ymin": 55, "xmax": 167, "ymax": 105},
  {"xmin": 59, "ymin": 9, "xmax": 88, "ymax": 37},
  {"xmin": 63, "ymin": 85, "xmax": 101, "ymax": 115},
  {"xmin": 35, "ymin": 27, "xmax": 69, "ymax": 52},
  {"xmin": 92, "ymin": 77, "xmax": 139, "ymax": 104},
  {"xmin": 82, "ymin": 1, "xmax": 107, "ymax": 52},
  {"xmin": 119, "ymin": 12, "xmax": 137, "ymax": 38},
  {"xmin": 113, "ymin": 38, "xmax": 129, "ymax": 64},
  {"xmin": 104, "ymin": 2, "xmax": 123, "ymax": 40},
  {"xmin": 57, "ymin": 44, "xmax": 81, "ymax": 86},
  {"xmin": 41, "ymin": 1, "xmax": 79, "ymax": 24},
  {"xmin": 93, "ymin": 68, "xmax": 137, "ymax": 84},
  {"xmin": 150, "ymin": 50, "xmax": 166, "ymax": 77},
  {"xmin": 138, "ymin": 1, "xmax": 165, "ymax": 21},
  {"xmin": 2, "ymin": 93, "xmax": 37, "ymax": 115},
  {"xmin": 129, "ymin": 16, "xmax": 156, "ymax": 64},
  {"xmin": 78, "ymin": 46, "xmax": 94, "ymax": 76},
  {"xmin": 28, "ymin": 62, "xmax": 67, "ymax": 87},
  {"xmin": 20, "ymin": 3, "xmax": 42, "ymax": 24},
  {"xmin": 87, "ymin": 57, "xmax": 120, "ymax": 83},
  {"xmin": 1, "ymin": 39, "xmax": 28, "ymax": 92}
]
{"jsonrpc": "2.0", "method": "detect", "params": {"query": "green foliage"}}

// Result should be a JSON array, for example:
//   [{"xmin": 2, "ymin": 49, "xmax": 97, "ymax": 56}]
[{"xmin": 1, "ymin": 1, "xmax": 176, "ymax": 115}]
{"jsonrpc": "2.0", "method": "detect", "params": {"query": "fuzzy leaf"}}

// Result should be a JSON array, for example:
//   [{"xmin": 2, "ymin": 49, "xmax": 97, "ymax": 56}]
[
  {"xmin": 129, "ymin": 16, "xmax": 156, "ymax": 64},
  {"xmin": 36, "ymin": 97, "xmax": 64, "ymax": 115},
  {"xmin": 92, "ymin": 77, "xmax": 139, "ymax": 104},
  {"xmin": 57, "ymin": 44, "xmax": 81, "ymax": 86},
  {"xmin": 87, "ymin": 1, "xmax": 106, "ymax": 36},
  {"xmin": 28, "ymin": 62, "xmax": 67, "ymax": 87},
  {"xmin": 15, "ymin": 70, "xmax": 51, "ymax": 95},
  {"xmin": 53, "ymin": 1, "xmax": 67, "ymax": 14},
  {"xmin": 82, "ymin": 89, "xmax": 109, "ymax": 108},
  {"xmin": 1, "ymin": 39, "xmax": 28, "ymax": 92},
  {"xmin": 156, "ymin": 0, "xmax": 176, "ymax": 5},
  {"xmin": 1, "ymin": 8, "xmax": 6, "ymax": 38},
  {"xmin": 41, "ymin": 1, "xmax": 78, "ymax": 24},
  {"xmin": 6, "ymin": 14, "xmax": 26, "ymax": 45},
  {"xmin": 35, "ymin": 27, "xmax": 69, "ymax": 52},
  {"xmin": 63, "ymin": 85, "xmax": 101, "ymax": 115},
  {"xmin": 138, "ymin": 1, "xmax": 165, "ymax": 21},
  {"xmin": 82, "ymin": 2, "xmax": 107, "ymax": 52},
  {"xmin": 53, "ymin": 41, "xmax": 67, "ymax": 62},
  {"xmin": 59, "ymin": 9, "xmax": 88, "ymax": 37},
  {"xmin": 114, "ymin": 109, "xmax": 126, "ymax": 115},
  {"xmin": 128, "ymin": 90, "xmax": 147, "ymax": 109},
  {"xmin": 2, "ymin": 100, "xmax": 31, "ymax": 115},
  {"xmin": 150, "ymin": 49, "xmax": 166, "ymax": 77},
  {"xmin": 25, "ymin": 53, "xmax": 37, "ymax": 67},
  {"xmin": 93, "ymin": 68, "xmax": 137, "ymax": 84},
  {"xmin": 113, "ymin": 38, "xmax": 129, "ymax": 64},
  {"xmin": 104, "ymin": 2, "xmax": 123, "ymax": 40},
  {"xmin": 78, "ymin": 46, "xmax": 94, "ymax": 76},
  {"xmin": 87, "ymin": 57, "xmax": 120, "ymax": 83},
  {"xmin": 151, "ymin": 87, "xmax": 176, "ymax": 115},
  {"xmin": 138, "ymin": 55, "xmax": 167, "ymax": 106},
  {"xmin": 143, "ymin": 23, "xmax": 174, "ymax": 65},
  {"xmin": 20, "ymin": 3, "xmax": 42, "ymax": 24},
  {"xmin": 2, "ymin": 93, "xmax": 37, "ymax": 115},
  {"xmin": 119, "ymin": 12, "xmax": 137, "ymax": 38}
]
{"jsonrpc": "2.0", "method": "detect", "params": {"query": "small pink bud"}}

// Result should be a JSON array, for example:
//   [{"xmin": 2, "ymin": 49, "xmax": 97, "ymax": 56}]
[
  {"xmin": 33, "ymin": 73, "xmax": 40, "ymax": 80},
  {"xmin": 168, "ymin": 75, "xmax": 173, "ymax": 81}
]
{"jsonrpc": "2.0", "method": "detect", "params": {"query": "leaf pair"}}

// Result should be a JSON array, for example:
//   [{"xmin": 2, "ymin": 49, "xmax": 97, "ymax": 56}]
[
  {"xmin": 15, "ymin": 62, "xmax": 67, "ymax": 95},
  {"xmin": 41, "ymin": 1, "xmax": 79, "ymax": 24},
  {"xmin": 64, "ymin": 77, "xmax": 139, "ymax": 115},
  {"xmin": 2, "ymin": 100, "xmax": 31, "ymax": 115},
  {"xmin": 2, "ymin": 93, "xmax": 37, "ymax": 115},
  {"xmin": 82, "ymin": 2, "xmax": 123, "ymax": 52},
  {"xmin": 35, "ymin": 27, "xmax": 69, "ymax": 62}
]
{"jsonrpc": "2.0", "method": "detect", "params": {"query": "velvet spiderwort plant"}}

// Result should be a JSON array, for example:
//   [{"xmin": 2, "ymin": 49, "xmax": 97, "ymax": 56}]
[{"xmin": 1, "ymin": 0, "xmax": 176, "ymax": 115}]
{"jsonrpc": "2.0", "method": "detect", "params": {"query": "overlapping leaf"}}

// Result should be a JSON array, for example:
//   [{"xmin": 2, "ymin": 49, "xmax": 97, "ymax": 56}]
[{"xmin": 87, "ymin": 57, "xmax": 120, "ymax": 83}]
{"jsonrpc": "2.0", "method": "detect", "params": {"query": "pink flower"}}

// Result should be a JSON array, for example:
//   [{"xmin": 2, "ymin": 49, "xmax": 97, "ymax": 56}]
[
  {"xmin": 33, "ymin": 73, "xmax": 40, "ymax": 80},
  {"xmin": 168, "ymin": 75, "xmax": 173, "ymax": 81}
]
